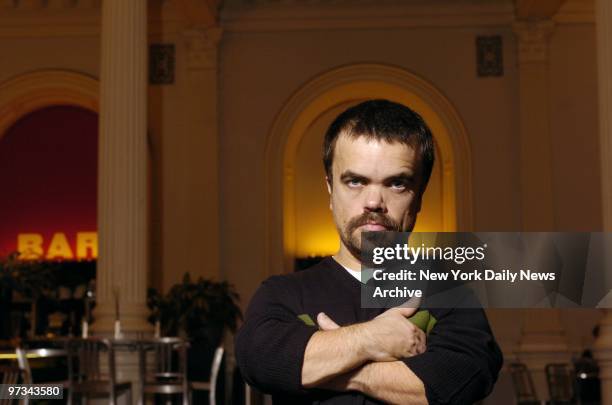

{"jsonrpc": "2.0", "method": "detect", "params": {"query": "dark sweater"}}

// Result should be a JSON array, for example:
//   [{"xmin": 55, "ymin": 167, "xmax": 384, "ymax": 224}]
[{"xmin": 235, "ymin": 257, "xmax": 503, "ymax": 404}]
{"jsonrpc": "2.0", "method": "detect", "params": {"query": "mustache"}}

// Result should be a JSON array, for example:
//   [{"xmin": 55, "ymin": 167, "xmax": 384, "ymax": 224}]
[{"xmin": 346, "ymin": 212, "xmax": 401, "ymax": 234}]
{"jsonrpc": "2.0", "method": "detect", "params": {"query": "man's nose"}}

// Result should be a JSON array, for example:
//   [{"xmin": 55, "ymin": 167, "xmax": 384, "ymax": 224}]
[{"xmin": 363, "ymin": 186, "xmax": 386, "ymax": 213}]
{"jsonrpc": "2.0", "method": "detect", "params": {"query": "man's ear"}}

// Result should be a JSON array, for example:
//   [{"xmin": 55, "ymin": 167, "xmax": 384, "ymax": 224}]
[
  {"xmin": 326, "ymin": 176, "xmax": 333, "ymax": 210},
  {"xmin": 325, "ymin": 176, "xmax": 332, "ymax": 195}
]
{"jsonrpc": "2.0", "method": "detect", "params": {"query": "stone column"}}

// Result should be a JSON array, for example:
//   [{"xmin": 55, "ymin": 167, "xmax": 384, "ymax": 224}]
[
  {"xmin": 513, "ymin": 20, "xmax": 571, "ymax": 401},
  {"xmin": 181, "ymin": 24, "xmax": 228, "ymax": 397},
  {"xmin": 513, "ymin": 20, "xmax": 556, "ymax": 231},
  {"xmin": 94, "ymin": 0, "xmax": 151, "ymax": 335},
  {"xmin": 595, "ymin": 1, "xmax": 612, "ymax": 403},
  {"xmin": 161, "ymin": 26, "xmax": 222, "ymax": 290}
]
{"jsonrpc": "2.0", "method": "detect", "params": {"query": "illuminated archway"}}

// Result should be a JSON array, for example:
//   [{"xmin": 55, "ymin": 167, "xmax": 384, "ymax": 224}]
[
  {"xmin": 0, "ymin": 70, "xmax": 98, "ymax": 138},
  {"xmin": 265, "ymin": 64, "xmax": 473, "ymax": 274},
  {"xmin": 0, "ymin": 70, "xmax": 99, "ymax": 259}
]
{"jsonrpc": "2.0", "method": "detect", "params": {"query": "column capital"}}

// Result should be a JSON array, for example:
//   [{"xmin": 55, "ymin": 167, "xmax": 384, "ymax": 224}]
[
  {"xmin": 513, "ymin": 20, "xmax": 555, "ymax": 63},
  {"xmin": 182, "ymin": 26, "xmax": 222, "ymax": 70}
]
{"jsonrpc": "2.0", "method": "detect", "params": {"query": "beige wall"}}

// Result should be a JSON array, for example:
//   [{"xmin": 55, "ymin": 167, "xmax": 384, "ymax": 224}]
[
  {"xmin": 0, "ymin": 36, "xmax": 99, "ymax": 82},
  {"xmin": 549, "ymin": 23, "xmax": 602, "ymax": 231},
  {"xmin": 217, "ymin": 23, "xmax": 605, "ymax": 399},
  {"xmin": 219, "ymin": 26, "xmax": 523, "ymax": 303},
  {"xmin": 549, "ymin": 21, "xmax": 603, "ymax": 362}
]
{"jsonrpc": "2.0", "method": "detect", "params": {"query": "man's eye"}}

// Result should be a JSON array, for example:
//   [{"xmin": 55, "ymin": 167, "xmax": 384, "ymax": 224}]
[
  {"xmin": 347, "ymin": 179, "xmax": 363, "ymax": 187},
  {"xmin": 390, "ymin": 181, "xmax": 407, "ymax": 191}
]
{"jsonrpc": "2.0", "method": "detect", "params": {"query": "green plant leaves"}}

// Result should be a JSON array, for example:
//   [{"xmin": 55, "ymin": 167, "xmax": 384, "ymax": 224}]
[{"xmin": 147, "ymin": 273, "xmax": 242, "ymax": 344}]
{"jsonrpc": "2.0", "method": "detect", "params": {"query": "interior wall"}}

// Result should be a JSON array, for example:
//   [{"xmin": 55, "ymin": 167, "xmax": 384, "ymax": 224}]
[
  {"xmin": 294, "ymin": 102, "xmax": 353, "ymax": 258},
  {"xmin": 220, "ymin": 25, "xmax": 522, "ymax": 305},
  {"xmin": 548, "ymin": 21, "xmax": 603, "ymax": 366},
  {"xmin": 219, "ymin": 22, "xmax": 604, "ymax": 404},
  {"xmin": 0, "ymin": 36, "xmax": 99, "ymax": 83},
  {"xmin": 549, "ymin": 23, "xmax": 601, "ymax": 232}
]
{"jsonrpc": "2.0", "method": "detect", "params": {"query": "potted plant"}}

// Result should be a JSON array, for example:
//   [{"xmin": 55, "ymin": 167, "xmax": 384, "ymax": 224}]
[{"xmin": 147, "ymin": 273, "xmax": 242, "ymax": 344}]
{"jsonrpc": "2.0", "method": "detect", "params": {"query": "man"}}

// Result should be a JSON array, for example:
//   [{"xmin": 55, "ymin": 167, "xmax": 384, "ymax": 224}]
[{"xmin": 235, "ymin": 100, "xmax": 503, "ymax": 404}]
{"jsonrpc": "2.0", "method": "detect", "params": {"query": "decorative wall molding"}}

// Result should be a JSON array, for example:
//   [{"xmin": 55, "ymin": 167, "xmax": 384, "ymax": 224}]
[
  {"xmin": 0, "ymin": 0, "xmax": 184, "ymax": 37},
  {"xmin": 0, "ymin": 0, "xmax": 595, "ymax": 38},
  {"xmin": 476, "ymin": 35, "xmax": 504, "ymax": 77},
  {"xmin": 1, "ymin": 0, "xmax": 101, "ymax": 10},
  {"xmin": 513, "ymin": 20, "xmax": 555, "ymax": 64},
  {"xmin": 515, "ymin": 0, "xmax": 565, "ymax": 20},
  {"xmin": 554, "ymin": 0, "xmax": 595, "ymax": 24},
  {"xmin": 221, "ymin": 0, "xmax": 595, "ymax": 33},
  {"xmin": 182, "ymin": 26, "xmax": 222, "ymax": 70},
  {"xmin": 175, "ymin": 0, "xmax": 219, "ymax": 27},
  {"xmin": 0, "ymin": 70, "xmax": 98, "ymax": 137},
  {"xmin": 221, "ymin": 0, "xmax": 517, "ymax": 32},
  {"xmin": 0, "ymin": 0, "xmax": 179, "ymax": 9}
]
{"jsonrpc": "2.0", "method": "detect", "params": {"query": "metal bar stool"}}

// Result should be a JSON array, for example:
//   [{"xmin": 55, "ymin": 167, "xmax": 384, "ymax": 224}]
[
  {"xmin": 509, "ymin": 362, "xmax": 542, "ymax": 405},
  {"xmin": 138, "ymin": 337, "xmax": 190, "ymax": 405},
  {"xmin": 0, "ymin": 365, "xmax": 23, "ymax": 405},
  {"xmin": 67, "ymin": 337, "xmax": 132, "ymax": 405},
  {"xmin": 190, "ymin": 346, "xmax": 224, "ymax": 405}
]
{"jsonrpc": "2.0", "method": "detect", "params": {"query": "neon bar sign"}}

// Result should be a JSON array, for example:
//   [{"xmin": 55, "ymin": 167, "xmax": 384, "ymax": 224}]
[{"xmin": 17, "ymin": 232, "xmax": 97, "ymax": 260}]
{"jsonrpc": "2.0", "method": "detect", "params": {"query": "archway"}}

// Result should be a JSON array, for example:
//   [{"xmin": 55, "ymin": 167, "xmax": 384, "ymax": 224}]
[
  {"xmin": 266, "ymin": 63, "xmax": 473, "ymax": 274},
  {"xmin": 0, "ymin": 70, "xmax": 99, "ymax": 258},
  {"xmin": 0, "ymin": 70, "xmax": 99, "ymax": 338},
  {"xmin": 0, "ymin": 70, "xmax": 98, "ymax": 137}
]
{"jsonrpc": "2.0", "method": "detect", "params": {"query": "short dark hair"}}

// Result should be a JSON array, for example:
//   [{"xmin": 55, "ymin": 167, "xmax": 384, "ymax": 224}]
[{"xmin": 323, "ymin": 99, "xmax": 435, "ymax": 190}]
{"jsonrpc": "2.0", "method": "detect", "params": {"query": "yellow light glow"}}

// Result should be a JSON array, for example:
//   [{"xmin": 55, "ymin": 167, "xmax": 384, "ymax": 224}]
[
  {"xmin": 17, "ymin": 233, "xmax": 44, "ymax": 260},
  {"xmin": 76, "ymin": 232, "xmax": 98, "ymax": 260},
  {"xmin": 16, "ymin": 232, "xmax": 98, "ymax": 260},
  {"xmin": 46, "ymin": 232, "xmax": 74, "ymax": 260},
  {"xmin": 275, "ymin": 65, "xmax": 469, "ymax": 272},
  {"xmin": 0, "ymin": 353, "xmax": 53, "ymax": 360},
  {"xmin": 296, "ymin": 228, "xmax": 340, "ymax": 258}
]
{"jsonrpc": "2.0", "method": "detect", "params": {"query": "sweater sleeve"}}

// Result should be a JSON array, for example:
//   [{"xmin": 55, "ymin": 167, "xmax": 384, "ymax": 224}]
[
  {"xmin": 235, "ymin": 275, "xmax": 318, "ymax": 395},
  {"xmin": 401, "ymin": 307, "xmax": 503, "ymax": 405}
]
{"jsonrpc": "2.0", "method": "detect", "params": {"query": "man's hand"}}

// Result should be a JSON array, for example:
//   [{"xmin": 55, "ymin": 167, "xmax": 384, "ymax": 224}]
[
  {"xmin": 316, "ymin": 312, "xmax": 341, "ymax": 331},
  {"xmin": 316, "ymin": 312, "xmax": 427, "ymax": 404},
  {"xmin": 317, "ymin": 309, "xmax": 426, "ymax": 360},
  {"xmin": 302, "ymin": 306, "xmax": 426, "ymax": 388},
  {"xmin": 361, "ymin": 306, "xmax": 427, "ymax": 361}
]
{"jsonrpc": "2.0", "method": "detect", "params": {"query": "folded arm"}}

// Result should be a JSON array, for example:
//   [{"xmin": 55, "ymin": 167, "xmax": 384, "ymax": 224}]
[
  {"xmin": 235, "ymin": 276, "xmax": 425, "ymax": 395},
  {"xmin": 301, "ymin": 307, "xmax": 425, "ymax": 387},
  {"xmin": 235, "ymin": 276, "xmax": 319, "ymax": 395},
  {"xmin": 310, "ymin": 310, "xmax": 428, "ymax": 404},
  {"xmin": 322, "ymin": 360, "xmax": 428, "ymax": 405},
  {"xmin": 316, "ymin": 307, "xmax": 503, "ymax": 405}
]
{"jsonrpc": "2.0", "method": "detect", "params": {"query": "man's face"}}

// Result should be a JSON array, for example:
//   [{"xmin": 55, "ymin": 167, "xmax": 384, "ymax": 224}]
[{"xmin": 327, "ymin": 133, "xmax": 424, "ymax": 259}]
